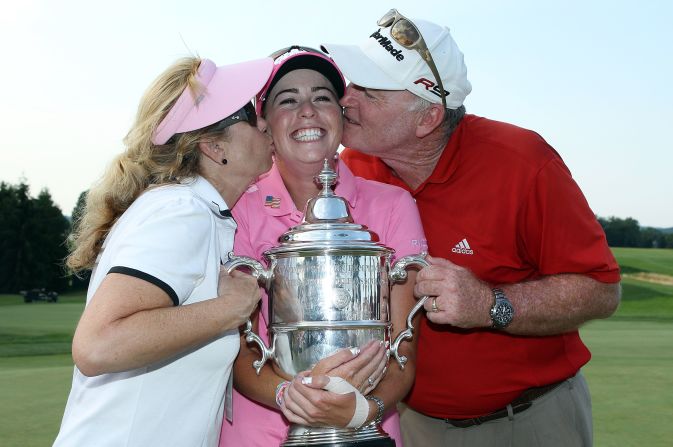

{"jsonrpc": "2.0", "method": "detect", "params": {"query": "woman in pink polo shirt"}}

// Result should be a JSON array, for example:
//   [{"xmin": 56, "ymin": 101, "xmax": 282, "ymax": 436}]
[{"xmin": 219, "ymin": 47, "xmax": 426, "ymax": 446}]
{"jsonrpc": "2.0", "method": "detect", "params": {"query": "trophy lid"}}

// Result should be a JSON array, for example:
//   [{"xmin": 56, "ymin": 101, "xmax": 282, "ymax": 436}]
[{"xmin": 274, "ymin": 159, "xmax": 383, "ymax": 247}]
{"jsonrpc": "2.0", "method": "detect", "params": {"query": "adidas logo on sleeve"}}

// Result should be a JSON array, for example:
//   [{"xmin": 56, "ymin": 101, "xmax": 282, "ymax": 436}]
[{"xmin": 451, "ymin": 238, "xmax": 474, "ymax": 255}]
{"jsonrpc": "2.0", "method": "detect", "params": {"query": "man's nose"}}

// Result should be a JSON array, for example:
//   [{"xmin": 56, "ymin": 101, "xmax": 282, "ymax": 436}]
[{"xmin": 340, "ymin": 84, "xmax": 357, "ymax": 108}]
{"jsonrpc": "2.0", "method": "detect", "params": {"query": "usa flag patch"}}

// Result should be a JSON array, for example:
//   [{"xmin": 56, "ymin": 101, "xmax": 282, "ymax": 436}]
[{"xmin": 264, "ymin": 195, "xmax": 281, "ymax": 208}]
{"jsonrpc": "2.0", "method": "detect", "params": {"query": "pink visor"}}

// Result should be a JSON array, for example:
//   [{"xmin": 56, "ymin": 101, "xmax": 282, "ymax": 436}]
[{"xmin": 152, "ymin": 57, "xmax": 274, "ymax": 145}]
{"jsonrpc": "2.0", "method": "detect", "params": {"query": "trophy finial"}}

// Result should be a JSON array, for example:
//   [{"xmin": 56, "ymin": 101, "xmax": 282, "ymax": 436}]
[
  {"xmin": 300, "ymin": 158, "xmax": 351, "ymax": 223},
  {"xmin": 315, "ymin": 158, "xmax": 337, "ymax": 197}
]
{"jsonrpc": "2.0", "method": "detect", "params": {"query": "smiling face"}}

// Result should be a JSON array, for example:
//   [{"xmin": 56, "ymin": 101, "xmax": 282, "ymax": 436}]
[{"xmin": 263, "ymin": 69, "xmax": 343, "ymax": 176}]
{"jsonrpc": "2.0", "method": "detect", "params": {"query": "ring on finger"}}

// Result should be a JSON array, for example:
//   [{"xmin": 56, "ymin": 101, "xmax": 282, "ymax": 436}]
[
  {"xmin": 431, "ymin": 297, "xmax": 439, "ymax": 313},
  {"xmin": 368, "ymin": 377, "xmax": 375, "ymax": 386}
]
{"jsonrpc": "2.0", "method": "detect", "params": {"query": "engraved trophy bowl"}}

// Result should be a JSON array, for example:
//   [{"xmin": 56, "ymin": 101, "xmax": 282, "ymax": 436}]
[{"xmin": 225, "ymin": 160, "xmax": 428, "ymax": 447}]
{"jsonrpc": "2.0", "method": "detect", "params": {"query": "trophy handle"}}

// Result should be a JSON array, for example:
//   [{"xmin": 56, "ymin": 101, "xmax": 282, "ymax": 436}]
[
  {"xmin": 223, "ymin": 252, "xmax": 271, "ymax": 284},
  {"xmin": 223, "ymin": 253, "xmax": 275, "ymax": 375},
  {"xmin": 389, "ymin": 254, "xmax": 430, "ymax": 370},
  {"xmin": 242, "ymin": 319, "xmax": 276, "ymax": 375}
]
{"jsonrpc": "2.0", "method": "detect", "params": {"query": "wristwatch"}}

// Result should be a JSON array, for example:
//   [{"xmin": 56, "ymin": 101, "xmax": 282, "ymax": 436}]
[
  {"xmin": 365, "ymin": 395, "xmax": 385, "ymax": 425},
  {"xmin": 490, "ymin": 288, "xmax": 514, "ymax": 329}
]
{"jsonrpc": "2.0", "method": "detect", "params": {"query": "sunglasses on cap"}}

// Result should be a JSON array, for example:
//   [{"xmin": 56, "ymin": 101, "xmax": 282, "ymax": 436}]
[
  {"xmin": 268, "ymin": 45, "xmax": 326, "ymax": 61},
  {"xmin": 166, "ymin": 102, "xmax": 257, "ymax": 144},
  {"xmin": 257, "ymin": 45, "xmax": 346, "ymax": 113},
  {"xmin": 378, "ymin": 9, "xmax": 447, "ymax": 109}
]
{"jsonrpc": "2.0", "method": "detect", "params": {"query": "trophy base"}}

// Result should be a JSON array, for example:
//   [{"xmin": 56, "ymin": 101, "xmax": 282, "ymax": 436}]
[
  {"xmin": 295, "ymin": 439, "xmax": 395, "ymax": 447},
  {"xmin": 282, "ymin": 423, "xmax": 395, "ymax": 447}
]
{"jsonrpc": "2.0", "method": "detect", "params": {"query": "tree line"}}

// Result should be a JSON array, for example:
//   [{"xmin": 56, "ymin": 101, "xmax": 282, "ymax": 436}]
[
  {"xmin": 0, "ymin": 180, "xmax": 671, "ymax": 294},
  {"xmin": 0, "ymin": 181, "xmax": 87, "ymax": 294},
  {"xmin": 598, "ymin": 216, "xmax": 673, "ymax": 249}
]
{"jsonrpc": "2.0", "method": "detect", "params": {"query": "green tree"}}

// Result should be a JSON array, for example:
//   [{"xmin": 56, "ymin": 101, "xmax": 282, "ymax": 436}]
[
  {"xmin": 70, "ymin": 190, "xmax": 87, "ymax": 234},
  {"xmin": 662, "ymin": 232, "xmax": 673, "ymax": 249},
  {"xmin": 598, "ymin": 216, "xmax": 641, "ymax": 247},
  {"xmin": 639, "ymin": 227, "xmax": 666, "ymax": 248},
  {"xmin": 28, "ymin": 189, "xmax": 71, "ymax": 291},
  {"xmin": 0, "ymin": 181, "xmax": 70, "ymax": 293},
  {"xmin": 0, "ymin": 181, "xmax": 32, "ymax": 292},
  {"xmin": 69, "ymin": 190, "xmax": 90, "ymax": 290}
]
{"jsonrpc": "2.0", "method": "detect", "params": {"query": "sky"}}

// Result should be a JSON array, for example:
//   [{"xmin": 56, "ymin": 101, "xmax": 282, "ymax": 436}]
[{"xmin": 1, "ymin": 0, "xmax": 671, "ymax": 227}]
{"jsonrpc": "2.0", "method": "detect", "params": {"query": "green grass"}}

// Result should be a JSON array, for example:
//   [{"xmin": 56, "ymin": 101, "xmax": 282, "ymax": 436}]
[
  {"xmin": 608, "ymin": 247, "xmax": 673, "ymax": 322},
  {"xmin": 611, "ymin": 247, "xmax": 673, "ymax": 276},
  {"xmin": 0, "ymin": 293, "xmax": 85, "ymax": 446},
  {"xmin": 0, "ymin": 293, "xmax": 87, "ymax": 306},
  {"xmin": 0, "ymin": 293, "xmax": 84, "ymax": 357},
  {"xmin": 0, "ymin": 355, "xmax": 74, "ymax": 446},
  {"xmin": 612, "ymin": 278, "xmax": 673, "ymax": 321},
  {"xmin": 583, "ymin": 319, "xmax": 673, "ymax": 447},
  {"xmin": 0, "ymin": 248, "xmax": 672, "ymax": 446}
]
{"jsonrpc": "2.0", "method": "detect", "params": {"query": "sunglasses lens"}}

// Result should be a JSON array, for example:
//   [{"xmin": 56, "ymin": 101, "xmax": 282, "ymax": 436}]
[
  {"xmin": 243, "ymin": 102, "xmax": 257, "ymax": 126},
  {"xmin": 210, "ymin": 102, "xmax": 257, "ymax": 133},
  {"xmin": 377, "ymin": 9, "xmax": 397, "ymax": 27},
  {"xmin": 391, "ymin": 19, "xmax": 420, "ymax": 47},
  {"xmin": 269, "ymin": 46, "xmax": 293, "ymax": 60}
]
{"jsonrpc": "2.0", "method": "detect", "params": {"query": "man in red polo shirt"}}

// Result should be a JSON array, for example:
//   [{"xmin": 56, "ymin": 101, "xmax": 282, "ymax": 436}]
[{"xmin": 323, "ymin": 9, "xmax": 621, "ymax": 447}]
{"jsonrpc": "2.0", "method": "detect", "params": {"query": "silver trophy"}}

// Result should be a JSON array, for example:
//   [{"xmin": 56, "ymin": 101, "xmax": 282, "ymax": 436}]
[{"xmin": 225, "ymin": 160, "xmax": 428, "ymax": 446}]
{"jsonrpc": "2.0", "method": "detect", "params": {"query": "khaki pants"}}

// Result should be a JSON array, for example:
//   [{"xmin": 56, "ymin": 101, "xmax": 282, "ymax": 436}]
[{"xmin": 400, "ymin": 372, "xmax": 592, "ymax": 447}]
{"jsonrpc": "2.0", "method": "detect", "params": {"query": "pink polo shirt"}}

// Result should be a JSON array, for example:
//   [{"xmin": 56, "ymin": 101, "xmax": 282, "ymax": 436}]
[{"xmin": 219, "ymin": 160, "xmax": 425, "ymax": 446}]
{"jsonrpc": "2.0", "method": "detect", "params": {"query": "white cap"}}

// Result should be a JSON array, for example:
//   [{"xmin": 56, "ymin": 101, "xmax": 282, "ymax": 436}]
[{"xmin": 322, "ymin": 18, "xmax": 471, "ymax": 109}]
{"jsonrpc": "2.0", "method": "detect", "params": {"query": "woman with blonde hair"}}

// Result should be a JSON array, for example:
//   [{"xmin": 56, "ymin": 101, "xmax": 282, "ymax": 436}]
[{"xmin": 54, "ymin": 56, "xmax": 274, "ymax": 447}]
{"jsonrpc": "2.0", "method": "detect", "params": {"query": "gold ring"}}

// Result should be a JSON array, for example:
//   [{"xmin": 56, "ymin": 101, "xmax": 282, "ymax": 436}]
[{"xmin": 431, "ymin": 297, "xmax": 439, "ymax": 313}]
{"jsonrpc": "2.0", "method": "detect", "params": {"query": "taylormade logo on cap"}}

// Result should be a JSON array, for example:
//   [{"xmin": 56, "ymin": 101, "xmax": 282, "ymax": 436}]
[{"xmin": 369, "ymin": 29, "xmax": 405, "ymax": 61}]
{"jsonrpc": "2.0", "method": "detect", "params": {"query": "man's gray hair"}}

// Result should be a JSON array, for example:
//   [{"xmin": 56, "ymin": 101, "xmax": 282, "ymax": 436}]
[{"xmin": 410, "ymin": 96, "xmax": 466, "ymax": 135}]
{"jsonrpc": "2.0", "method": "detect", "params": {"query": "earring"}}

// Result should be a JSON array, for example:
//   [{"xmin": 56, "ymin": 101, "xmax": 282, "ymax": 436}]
[{"xmin": 221, "ymin": 158, "xmax": 228, "ymax": 165}]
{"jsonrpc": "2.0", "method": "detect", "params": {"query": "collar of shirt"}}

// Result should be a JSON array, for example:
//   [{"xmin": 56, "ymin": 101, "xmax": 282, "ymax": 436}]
[
  {"xmin": 182, "ymin": 175, "xmax": 236, "ymax": 222},
  {"xmin": 253, "ymin": 160, "xmax": 360, "ymax": 218},
  {"xmin": 408, "ymin": 115, "xmax": 470, "ymax": 195}
]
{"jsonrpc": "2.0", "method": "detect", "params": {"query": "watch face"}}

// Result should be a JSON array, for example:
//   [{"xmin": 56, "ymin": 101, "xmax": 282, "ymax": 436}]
[{"xmin": 491, "ymin": 300, "xmax": 514, "ymax": 328}]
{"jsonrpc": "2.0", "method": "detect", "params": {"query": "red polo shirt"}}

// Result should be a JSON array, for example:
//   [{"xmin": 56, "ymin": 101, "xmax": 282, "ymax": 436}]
[{"xmin": 341, "ymin": 114, "xmax": 620, "ymax": 418}]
